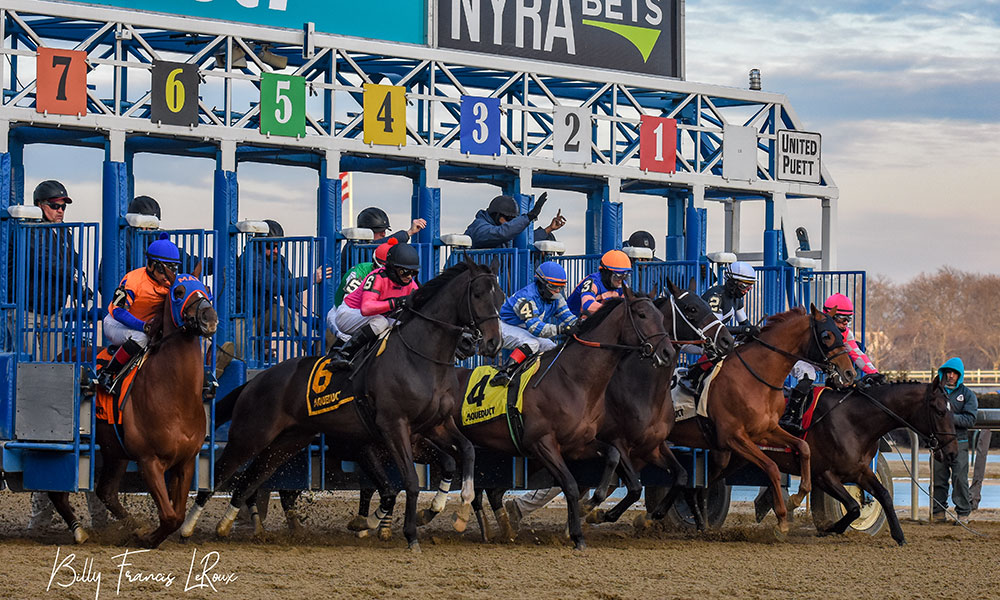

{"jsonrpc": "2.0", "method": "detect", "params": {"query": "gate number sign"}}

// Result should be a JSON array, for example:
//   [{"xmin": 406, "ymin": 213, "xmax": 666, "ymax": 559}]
[
  {"xmin": 639, "ymin": 115, "xmax": 677, "ymax": 174},
  {"xmin": 260, "ymin": 73, "xmax": 306, "ymax": 137},
  {"xmin": 553, "ymin": 106, "xmax": 591, "ymax": 164},
  {"xmin": 460, "ymin": 95, "xmax": 500, "ymax": 156},
  {"xmin": 363, "ymin": 84, "xmax": 406, "ymax": 146},
  {"xmin": 151, "ymin": 60, "xmax": 200, "ymax": 127},
  {"xmin": 36, "ymin": 48, "xmax": 88, "ymax": 116}
]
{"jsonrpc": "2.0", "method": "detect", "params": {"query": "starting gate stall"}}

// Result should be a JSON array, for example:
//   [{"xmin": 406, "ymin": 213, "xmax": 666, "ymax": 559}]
[
  {"xmin": 552, "ymin": 254, "xmax": 601, "ymax": 291},
  {"xmin": 444, "ymin": 245, "xmax": 526, "ymax": 297},
  {"xmin": 1, "ymin": 216, "xmax": 100, "ymax": 494},
  {"xmin": 631, "ymin": 259, "xmax": 705, "ymax": 295}
]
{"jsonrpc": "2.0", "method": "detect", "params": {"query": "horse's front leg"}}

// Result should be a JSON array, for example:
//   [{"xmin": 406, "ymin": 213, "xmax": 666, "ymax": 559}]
[
  {"xmin": 354, "ymin": 442, "xmax": 399, "ymax": 540},
  {"xmin": 135, "ymin": 457, "xmax": 177, "ymax": 548},
  {"xmin": 813, "ymin": 470, "xmax": 861, "ymax": 537},
  {"xmin": 726, "ymin": 430, "xmax": 792, "ymax": 536},
  {"xmin": 855, "ymin": 466, "xmax": 905, "ymax": 546},
  {"xmin": 531, "ymin": 434, "xmax": 586, "ymax": 550},
  {"xmin": 47, "ymin": 492, "xmax": 88, "ymax": 544},
  {"xmin": 767, "ymin": 427, "xmax": 811, "ymax": 508},
  {"xmin": 381, "ymin": 419, "xmax": 422, "ymax": 551},
  {"xmin": 589, "ymin": 444, "xmax": 640, "ymax": 524},
  {"xmin": 581, "ymin": 440, "xmax": 621, "ymax": 514}
]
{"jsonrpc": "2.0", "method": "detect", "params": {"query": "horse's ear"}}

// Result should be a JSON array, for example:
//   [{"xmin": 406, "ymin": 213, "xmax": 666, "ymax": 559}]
[
  {"xmin": 666, "ymin": 278, "xmax": 680, "ymax": 297},
  {"xmin": 173, "ymin": 284, "xmax": 186, "ymax": 301},
  {"xmin": 688, "ymin": 277, "xmax": 696, "ymax": 292},
  {"xmin": 489, "ymin": 257, "xmax": 500, "ymax": 275},
  {"xmin": 809, "ymin": 302, "xmax": 822, "ymax": 317},
  {"xmin": 192, "ymin": 260, "xmax": 202, "ymax": 280},
  {"xmin": 622, "ymin": 283, "xmax": 634, "ymax": 301}
]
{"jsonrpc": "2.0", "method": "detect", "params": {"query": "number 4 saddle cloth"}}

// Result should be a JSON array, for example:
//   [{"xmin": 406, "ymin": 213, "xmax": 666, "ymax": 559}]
[{"xmin": 462, "ymin": 358, "xmax": 541, "ymax": 428}]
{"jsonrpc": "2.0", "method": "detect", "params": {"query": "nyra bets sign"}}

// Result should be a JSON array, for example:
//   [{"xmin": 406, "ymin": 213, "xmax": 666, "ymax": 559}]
[
  {"xmin": 776, "ymin": 130, "xmax": 822, "ymax": 184},
  {"xmin": 438, "ymin": 0, "xmax": 683, "ymax": 79}
]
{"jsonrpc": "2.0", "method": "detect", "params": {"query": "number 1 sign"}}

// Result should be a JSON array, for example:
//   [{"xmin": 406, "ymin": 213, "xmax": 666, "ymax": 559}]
[
  {"xmin": 36, "ymin": 48, "xmax": 88, "ymax": 116},
  {"xmin": 260, "ymin": 73, "xmax": 306, "ymax": 137},
  {"xmin": 639, "ymin": 115, "xmax": 677, "ymax": 174}
]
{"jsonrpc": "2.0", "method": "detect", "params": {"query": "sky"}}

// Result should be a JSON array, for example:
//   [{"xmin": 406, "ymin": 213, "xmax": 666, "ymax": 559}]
[{"xmin": 17, "ymin": 0, "xmax": 1000, "ymax": 281}]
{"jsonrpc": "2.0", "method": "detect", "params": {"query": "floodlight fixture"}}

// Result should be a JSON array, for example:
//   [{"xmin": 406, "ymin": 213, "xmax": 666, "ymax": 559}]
[{"xmin": 259, "ymin": 45, "xmax": 288, "ymax": 70}]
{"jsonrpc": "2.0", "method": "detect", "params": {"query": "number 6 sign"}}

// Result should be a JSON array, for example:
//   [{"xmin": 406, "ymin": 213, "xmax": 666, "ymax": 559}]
[
  {"xmin": 36, "ymin": 48, "xmax": 88, "ymax": 116},
  {"xmin": 151, "ymin": 60, "xmax": 200, "ymax": 126},
  {"xmin": 639, "ymin": 115, "xmax": 677, "ymax": 174},
  {"xmin": 260, "ymin": 73, "xmax": 306, "ymax": 137}
]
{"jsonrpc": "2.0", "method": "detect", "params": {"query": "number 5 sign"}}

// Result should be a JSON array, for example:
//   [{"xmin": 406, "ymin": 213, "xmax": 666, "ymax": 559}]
[
  {"xmin": 36, "ymin": 48, "xmax": 88, "ymax": 116},
  {"xmin": 639, "ymin": 115, "xmax": 677, "ymax": 174},
  {"xmin": 460, "ymin": 96, "xmax": 500, "ymax": 156},
  {"xmin": 151, "ymin": 60, "xmax": 200, "ymax": 127},
  {"xmin": 260, "ymin": 73, "xmax": 306, "ymax": 137},
  {"xmin": 363, "ymin": 84, "xmax": 406, "ymax": 146}
]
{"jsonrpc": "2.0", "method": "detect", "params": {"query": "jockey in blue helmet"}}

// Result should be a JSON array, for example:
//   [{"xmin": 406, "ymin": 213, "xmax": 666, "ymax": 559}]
[{"xmin": 491, "ymin": 261, "xmax": 578, "ymax": 386}]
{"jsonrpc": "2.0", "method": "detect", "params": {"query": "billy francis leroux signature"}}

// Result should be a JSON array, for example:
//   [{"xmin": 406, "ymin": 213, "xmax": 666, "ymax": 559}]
[{"xmin": 47, "ymin": 547, "xmax": 238, "ymax": 599}]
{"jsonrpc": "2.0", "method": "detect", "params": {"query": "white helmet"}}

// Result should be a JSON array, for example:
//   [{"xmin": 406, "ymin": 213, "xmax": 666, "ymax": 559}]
[{"xmin": 726, "ymin": 261, "xmax": 756, "ymax": 283}]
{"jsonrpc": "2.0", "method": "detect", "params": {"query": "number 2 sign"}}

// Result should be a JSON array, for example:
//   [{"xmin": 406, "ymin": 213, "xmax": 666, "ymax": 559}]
[
  {"xmin": 36, "ymin": 48, "xmax": 88, "ymax": 116},
  {"xmin": 639, "ymin": 115, "xmax": 677, "ymax": 174},
  {"xmin": 460, "ymin": 96, "xmax": 500, "ymax": 156},
  {"xmin": 260, "ymin": 73, "xmax": 305, "ymax": 137},
  {"xmin": 363, "ymin": 83, "xmax": 406, "ymax": 146}
]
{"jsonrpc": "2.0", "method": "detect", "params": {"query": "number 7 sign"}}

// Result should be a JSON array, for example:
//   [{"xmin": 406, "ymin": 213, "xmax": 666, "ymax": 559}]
[
  {"xmin": 639, "ymin": 115, "xmax": 677, "ymax": 174},
  {"xmin": 36, "ymin": 48, "xmax": 88, "ymax": 116}
]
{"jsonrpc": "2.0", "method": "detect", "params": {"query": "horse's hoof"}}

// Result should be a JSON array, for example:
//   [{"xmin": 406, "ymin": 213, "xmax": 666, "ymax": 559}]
[
  {"xmin": 585, "ymin": 509, "xmax": 606, "ymax": 525},
  {"xmin": 286, "ymin": 513, "xmax": 305, "ymax": 534},
  {"xmin": 573, "ymin": 540, "xmax": 587, "ymax": 551},
  {"xmin": 377, "ymin": 526, "xmax": 393, "ymax": 542},
  {"xmin": 788, "ymin": 491, "xmax": 806, "ymax": 509},
  {"xmin": 895, "ymin": 537, "xmax": 907, "ymax": 547},
  {"xmin": 633, "ymin": 513, "xmax": 652, "ymax": 530},
  {"xmin": 216, "ymin": 520, "xmax": 234, "ymax": 538},
  {"xmin": 773, "ymin": 524, "xmax": 789, "ymax": 542},
  {"xmin": 355, "ymin": 529, "xmax": 371, "ymax": 539},
  {"xmin": 408, "ymin": 541, "xmax": 421, "ymax": 553},
  {"xmin": 452, "ymin": 511, "xmax": 469, "ymax": 533},
  {"xmin": 73, "ymin": 527, "xmax": 89, "ymax": 544},
  {"xmin": 346, "ymin": 515, "xmax": 369, "ymax": 532},
  {"xmin": 493, "ymin": 510, "xmax": 515, "ymax": 542},
  {"xmin": 416, "ymin": 508, "xmax": 439, "ymax": 526}
]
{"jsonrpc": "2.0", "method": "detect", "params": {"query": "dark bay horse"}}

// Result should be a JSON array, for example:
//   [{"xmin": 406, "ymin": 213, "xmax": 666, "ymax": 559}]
[
  {"xmin": 640, "ymin": 305, "xmax": 857, "ymax": 536},
  {"xmin": 455, "ymin": 288, "xmax": 673, "ymax": 550},
  {"xmin": 180, "ymin": 259, "xmax": 504, "ymax": 550},
  {"xmin": 50, "ymin": 269, "xmax": 217, "ymax": 547},
  {"xmin": 753, "ymin": 379, "xmax": 958, "ymax": 545}
]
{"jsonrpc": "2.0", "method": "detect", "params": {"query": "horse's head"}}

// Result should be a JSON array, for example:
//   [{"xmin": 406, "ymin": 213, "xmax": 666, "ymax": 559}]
[
  {"xmin": 462, "ymin": 256, "xmax": 504, "ymax": 357},
  {"xmin": 663, "ymin": 278, "xmax": 734, "ymax": 361},
  {"xmin": 620, "ymin": 286, "xmax": 672, "ymax": 368},
  {"xmin": 807, "ymin": 304, "xmax": 856, "ymax": 388},
  {"xmin": 925, "ymin": 376, "xmax": 959, "ymax": 463},
  {"xmin": 168, "ymin": 273, "xmax": 218, "ymax": 338}
]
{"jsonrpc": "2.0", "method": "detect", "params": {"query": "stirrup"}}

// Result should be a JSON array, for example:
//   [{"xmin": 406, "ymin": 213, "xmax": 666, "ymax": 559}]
[{"xmin": 490, "ymin": 369, "xmax": 513, "ymax": 387}]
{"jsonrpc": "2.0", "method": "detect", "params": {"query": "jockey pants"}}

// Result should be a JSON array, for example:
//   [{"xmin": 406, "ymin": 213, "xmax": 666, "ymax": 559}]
[
  {"xmin": 102, "ymin": 314, "xmax": 149, "ymax": 348},
  {"xmin": 500, "ymin": 321, "xmax": 557, "ymax": 354},
  {"xmin": 334, "ymin": 305, "xmax": 395, "ymax": 342}
]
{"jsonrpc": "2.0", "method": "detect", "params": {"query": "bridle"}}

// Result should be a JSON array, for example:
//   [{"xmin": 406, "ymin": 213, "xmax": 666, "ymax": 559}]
[
  {"xmin": 732, "ymin": 312, "xmax": 852, "ymax": 391},
  {"xmin": 664, "ymin": 290, "xmax": 727, "ymax": 358},
  {"xmin": 572, "ymin": 293, "xmax": 669, "ymax": 361},
  {"xmin": 395, "ymin": 269, "xmax": 501, "ymax": 366}
]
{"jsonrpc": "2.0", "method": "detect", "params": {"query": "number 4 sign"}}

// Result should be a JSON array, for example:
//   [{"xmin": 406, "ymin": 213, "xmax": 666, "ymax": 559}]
[
  {"xmin": 36, "ymin": 48, "xmax": 88, "ymax": 116},
  {"xmin": 460, "ymin": 96, "xmax": 500, "ymax": 156},
  {"xmin": 363, "ymin": 83, "xmax": 406, "ymax": 146},
  {"xmin": 260, "ymin": 73, "xmax": 306, "ymax": 137},
  {"xmin": 639, "ymin": 115, "xmax": 677, "ymax": 174}
]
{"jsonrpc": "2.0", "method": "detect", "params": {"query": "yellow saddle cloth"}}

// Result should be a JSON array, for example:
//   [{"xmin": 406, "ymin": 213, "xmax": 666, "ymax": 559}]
[{"xmin": 462, "ymin": 358, "xmax": 541, "ymax": 427}]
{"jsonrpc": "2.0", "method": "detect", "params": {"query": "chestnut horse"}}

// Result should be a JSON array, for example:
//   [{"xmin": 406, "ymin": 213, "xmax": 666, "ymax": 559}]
[
  {"xmin": 180, "ymin": 259, "xmax": 504, "ymax": 550},
  {"xmin": 641, "ymin": 305, "xmax": 857, "ymax": 536},
  {"xmin": 49, "ymin": 269, "xmax": 217, "ymax": 547},
  {"xmin": 455, "ymin": 288, "xmax": 673, "ymax": 550},
  {"xmin": 753, "ymin": 379, "xmax": 958, "ymax": 545}
]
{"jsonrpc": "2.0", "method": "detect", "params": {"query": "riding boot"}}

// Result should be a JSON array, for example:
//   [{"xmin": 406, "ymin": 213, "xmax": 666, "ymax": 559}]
[
  {"xmin": 97, "ymin": 338, "xmax": 144, "ymax": 395},
  {"xmin": 779, "ymin": 377, "xmax": 814, "ymax": 436},
  {"xmin": 677, "ymin": 362, "xmax": 711, "ymax": 396},
  {"xmin": 490, "ymin": 344, "xmax": 533, "ymax": 387},
  {"xmin": 327, "ymin": 324, "xmax": 377, "ymax": 369}
]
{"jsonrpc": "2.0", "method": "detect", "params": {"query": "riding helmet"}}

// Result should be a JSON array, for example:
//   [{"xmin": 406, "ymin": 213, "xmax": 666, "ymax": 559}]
[
  {"xmin": 33, "ymin": 180, "xmax": 72, "ymax": 204},
  {"xmin": 487, "ymin": 195, "xmax": 519, "ymax": 221},
  {"xmin": 386, "ymin": 243, "xmax": 420, "ymax": 271},
  {"xmin": 823, "ymin": 293, "xmax": 854, "ymax": 315},
  {"xmin": 373, "ymin": 238, "xmax": 398, "ymax": 267},
  {"xmin": 599, "ymin": 249, "xmax": 632, "ymax": 273},
  {"xmin": 146, "ymin": 233, "xmax": 181, "ymax": 264},
  {"xmin": 128, "ymin": 195, "xmax": 161, "ymax": 219},
  {"xmin": 626, "ymin": 230, "xmax": 656, "ymax": 251},
  {"xmin": 726, "ymin": 261, "xmax": 756, "ymax": 284},
  {"xmin": 358, "ymin": 207, "xmax": 391, "ymax": 231},
  {"xmin": 535, "ymin": 261, "xmax": 567, "ymax": 299}
]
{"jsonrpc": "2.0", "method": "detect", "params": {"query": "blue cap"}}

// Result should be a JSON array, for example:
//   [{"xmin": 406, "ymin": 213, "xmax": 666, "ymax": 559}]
[{"xmin": 146, "ymin": 233, "xmax": 181, "ymax": 264}]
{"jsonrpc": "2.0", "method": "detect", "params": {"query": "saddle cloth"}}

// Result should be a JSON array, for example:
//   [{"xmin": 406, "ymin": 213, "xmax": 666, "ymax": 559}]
[
  {"xmin": 94, "ymin": 347, "xmax": 143, "ymax": 425},
  {"xmin": 671, "ymin": 360, "xmax": 725, "ymax": 423},
  {"xmin": 306, "ymin": 356, "xmax": 357, "ymax": 416},
  {"xmin": 798, "ymin": 386, "xmax": 825, "ymax": 438},
  {"xmin": 462, "ymin": 358, "xmax": 541, "ymax": 427}
]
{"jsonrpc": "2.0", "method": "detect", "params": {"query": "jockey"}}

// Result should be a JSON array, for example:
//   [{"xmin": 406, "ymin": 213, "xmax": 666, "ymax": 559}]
[
  {"xmin": 334, "ymin": 238, "xmax": 395, "ymax": 306},
  {"xmin": 490, "ymin": 261, "xmax": 578, "ymax": 387},
  {"xmin": 566, "ymin": 249, "xmax": 632, "ymax": 317},
  {"xmin": 328, "ymin": 243, "xmax": 420, "ymax": 369},
  {"xmin": 98, "ymin": 235, "xmax": 180, "ymax": 393},
  {"xmin": 677, "ymin": 260, "xmax": 759, "ymax": 394},
  {"xmin": 780, "ymin": 293, "xmax": 883, "ymax": 434}
]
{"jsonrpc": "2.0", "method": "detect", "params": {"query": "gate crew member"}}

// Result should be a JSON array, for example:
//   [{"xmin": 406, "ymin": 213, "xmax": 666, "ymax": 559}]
[
  {"xmin": 98, "ymin": 235, "xmax": 181, "ymax": 393},
  {"xmin": 677, "ymin": 260, "xmax": 759, "ymax": 394},
  {"xmin": 490, "ymin": 261, "xmax": 577, "ymax": 387},
  {"xmin": 566, "ymin": 249, "xmax": 632, "ymax": 317},
  {"xmin": 464, "ymin": 193, "xmax": 549, "ymax": 249},
  {"xmin": 328, "ymin": 243, "xmax": 421, "ymax": 369}
]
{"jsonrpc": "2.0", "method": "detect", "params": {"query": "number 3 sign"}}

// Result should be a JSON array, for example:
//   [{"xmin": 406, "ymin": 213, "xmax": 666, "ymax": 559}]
[
  {"xmin": 460, "ymin": 96, "xmax": 500, "ymax": 156},
  {"xmin": 36, "ymin": 48, "xmax": 88, "ymax": 116},
  {"xmin": 151, "ymin": 60, "xmax": 200, "ymax": 127},
  {"xmin": 260, "ymin": 73, "xmax": 306, "ymax": 137},
  {"xmin": 639, "ymin": 115, "xmax": 677, "ymax": 174}
]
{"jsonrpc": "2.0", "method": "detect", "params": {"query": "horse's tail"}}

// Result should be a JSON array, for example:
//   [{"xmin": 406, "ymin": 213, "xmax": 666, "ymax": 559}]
[{"xmin": 213, "ymin": 383, "xmax": 247, "ymax": 426}]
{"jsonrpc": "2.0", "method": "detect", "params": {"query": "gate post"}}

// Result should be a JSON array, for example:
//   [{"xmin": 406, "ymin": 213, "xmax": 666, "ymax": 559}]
[
  {"xmin": 414, "ymin": 160, "xmax": 441, "ymax": 281},
  {"xmin": 685, "ymin": 185, "xmax": 706, "ymax": 262},
  {"xmin": 318, "ymin": 151, "xmax": 341, "ymax": 311},
  {"xmin": 214, "ymin": 141, "xmax": 238, "ymax": 346},
  {"xmin": 665, "ymin": 190, "xmax": 684, "ymax": 261},
  {"xmin": 101, "ymin": 131, "xmax": 129, "ymax": 307},
  {"xmin": 601, "ymin": 177, "xmax": 623, "ymax": 254}
]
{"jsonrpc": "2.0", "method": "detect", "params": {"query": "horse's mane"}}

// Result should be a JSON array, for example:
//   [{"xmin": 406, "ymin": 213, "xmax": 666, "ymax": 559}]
[
  {"xmin": 575, "ymin": 297, "xmax": 624, "ymax": 335},
  {"xmin": 406, "ymin": 261, "xmax": 475, "ymax": 313},
  {"xmin": 758, "ymin": 306, "xmax": 807, "ymax": 334}
]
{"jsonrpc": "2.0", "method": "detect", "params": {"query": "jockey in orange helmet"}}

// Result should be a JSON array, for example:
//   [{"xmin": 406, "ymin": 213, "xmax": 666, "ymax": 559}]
[{"xmin": 566, "ymin": 249, "xmax": 632, "ymax": 317}]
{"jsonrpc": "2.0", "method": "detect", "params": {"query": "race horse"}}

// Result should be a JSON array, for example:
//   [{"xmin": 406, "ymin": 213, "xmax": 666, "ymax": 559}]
[
  {"xmin": 752, "ymin": 379, "xmax": 958, "ymax": 545},
  {"xmin": 455, "ymin": 288, "xmax": 673, "ymax": 550},
  {"xmin": 180, "ymin": 258, "xmax": 504, "ymax": 550},
  {"xmin": 49, "ymin": 268, "xmax": 216, "ymax": 547},
  {"xmin": 639, "ymin": 305, "xmax": 857, "ymax": 536}
]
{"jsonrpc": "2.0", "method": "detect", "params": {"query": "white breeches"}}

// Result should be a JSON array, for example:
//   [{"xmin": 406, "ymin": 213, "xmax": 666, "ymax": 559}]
[
  {"xmin": 102, "ymin": 314, "xmax": 149, "ymax": 348},
  {"xmin": 500, "ymin": 321, "xmax": 556, "ymax": 353},
  {"xmin": 334, "ymin": 305, "xmax": 394, "ymax": 341}
]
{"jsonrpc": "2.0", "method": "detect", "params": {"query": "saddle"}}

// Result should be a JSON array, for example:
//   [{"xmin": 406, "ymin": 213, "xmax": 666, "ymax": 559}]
[
  {"xmin": 463, "ymin": 358, "xmax": 541, "ymax": 455},
  {"xmin": 94, "ymin": 346, "xmax": 146, "ymax": 426},
  {"xmin": 671, "ymin": 360, "xmax": 725, "ymax": 423},
  {"xmin": 778, "ymin": 386, "xmax": 825, "ymax": 438}
]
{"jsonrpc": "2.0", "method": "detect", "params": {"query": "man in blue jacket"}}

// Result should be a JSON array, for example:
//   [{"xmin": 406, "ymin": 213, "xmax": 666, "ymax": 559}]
[
  {"xmin": 933, "ymin": 357, "xmax": 978, "ymax": 524},
  {"xmin": 464, "ymin": 193, "xmax": 549, "ymax": 249}
]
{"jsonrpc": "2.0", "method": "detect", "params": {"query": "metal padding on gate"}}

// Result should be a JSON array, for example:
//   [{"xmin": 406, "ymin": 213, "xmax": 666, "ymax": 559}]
[{"xmin": 15, "ymin": 363, "xmax": 78, "ymax": 441}]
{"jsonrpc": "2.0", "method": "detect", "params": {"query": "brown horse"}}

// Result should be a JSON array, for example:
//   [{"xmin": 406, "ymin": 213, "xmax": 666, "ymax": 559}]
[
  {"xmin": 455, "ymin": 288, "xmax": 673, "ymax": 550},
  {"xmin": 49, "ymin": 268, "xmax": 217, "ymax": 547},
  {"xmin": 752, "ymin": 379, "xmax": 958, "ymax": 545},
  {"xmin": 180, "ymin": 259, "xmax": 504, "ymax": 550},
  {"xmin": 641, "ymin": 305, "xmax": 857, "ymax": 536}
]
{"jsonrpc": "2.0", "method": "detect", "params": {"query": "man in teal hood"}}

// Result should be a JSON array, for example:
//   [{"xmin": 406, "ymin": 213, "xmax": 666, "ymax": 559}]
[{"xmin": 932, "ymin": 357, "xmax": 978, "ymax": 523}]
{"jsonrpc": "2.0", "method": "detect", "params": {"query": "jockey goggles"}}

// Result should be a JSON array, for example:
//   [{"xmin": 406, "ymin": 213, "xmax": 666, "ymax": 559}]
[
  {"xmin": 396, "ymin": 268, "xmax": 419, "ymax": 278},
  {"xmin": 735, "ymin": 280, "xmax": 754, "ymax": 292},
  {"xmin": 831, "ymin": 313, "xmax": 852, "ymax": 325},
  {"xmin": 150, "ymin": 259, "xmax": 178, "ymax": 274}
]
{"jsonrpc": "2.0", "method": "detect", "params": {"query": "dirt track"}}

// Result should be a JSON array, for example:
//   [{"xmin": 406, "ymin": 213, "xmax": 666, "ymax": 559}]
[{"xmin": 1, "ymin": 490, "xmax": 998, "ymax": 600}]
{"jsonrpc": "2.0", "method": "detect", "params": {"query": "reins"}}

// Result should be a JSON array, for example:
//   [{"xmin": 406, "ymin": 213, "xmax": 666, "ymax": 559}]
[
  {"xmin": 570, "ymin": 295, "xmax": 668, "ymax": 358},
  {"xmin": 732, "ymin": 312, "xmax": 851, "ymax": 389}
]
